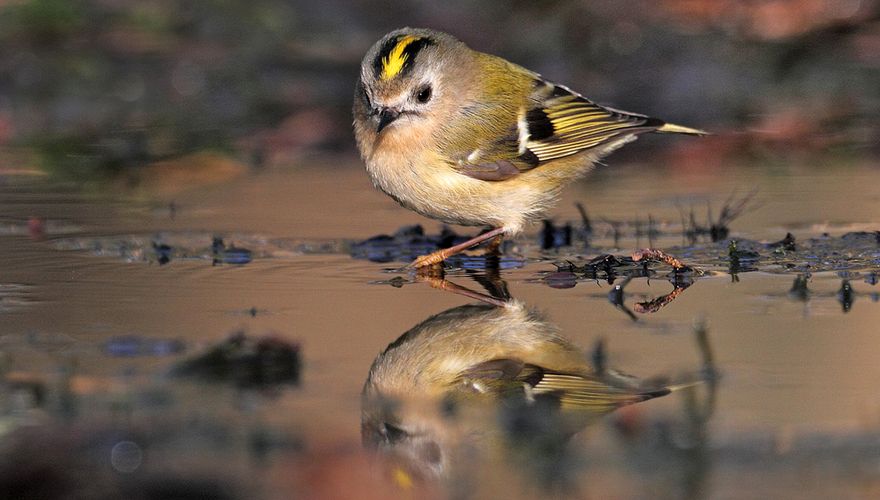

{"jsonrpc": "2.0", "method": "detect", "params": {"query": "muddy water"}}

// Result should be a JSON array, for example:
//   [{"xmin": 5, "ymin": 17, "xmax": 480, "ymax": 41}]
[{"xmin": 1, "ymin": 158, "xmax": 879, "ymax": 499}]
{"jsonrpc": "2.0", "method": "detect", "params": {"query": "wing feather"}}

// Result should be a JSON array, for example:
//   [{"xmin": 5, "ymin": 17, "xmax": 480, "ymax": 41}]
[
  {"xmin": 449, "ymin": 74, "xmax": 705, "ymax": 180},
  {"xmin": 523, "ymin": 80, "xmax": 665, "ymax": 163},
  {"xmin": 457, "ymin": 358, "xmax": 668, "ymax": 413},
  {"xmin": 533, "ymin": 372, "xmax": 668, "ymax": 412}
]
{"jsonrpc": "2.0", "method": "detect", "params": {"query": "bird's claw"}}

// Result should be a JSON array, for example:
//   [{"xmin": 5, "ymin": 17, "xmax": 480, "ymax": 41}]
[{"xmin": 409, "ymin": 251, "xmax": 448, "ymax": 269}]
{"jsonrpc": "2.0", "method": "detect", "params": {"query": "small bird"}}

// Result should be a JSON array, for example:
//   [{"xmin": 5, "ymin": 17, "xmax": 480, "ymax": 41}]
[
  {"xmin": 361, "ymin": 301, "xmax": 673, "ymax": 480},
  {"xmin": 353, "ymin": 28, "xmax": 705, "ymax": 268}
]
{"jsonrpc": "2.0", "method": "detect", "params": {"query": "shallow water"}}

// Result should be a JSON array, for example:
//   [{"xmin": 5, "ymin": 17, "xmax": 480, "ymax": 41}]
[{"xmin": 1, "ymin": 159, "xmax": 879, "ymax": 498}]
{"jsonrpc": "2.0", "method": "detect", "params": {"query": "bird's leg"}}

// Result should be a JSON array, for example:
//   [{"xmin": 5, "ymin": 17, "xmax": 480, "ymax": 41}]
[
  {"xmin": 410, "ymin": 227, "xmax": 506, "ymax": 268},
  {"xmin": 415, "ymin": 272, "xmax": 509, "ymax": 307},
  {"xmin": 484, "ymin": 233, "xmax": 504, "ymax": 256},
  {"xmin": 467, "ymin": 259, "xmax": 510, "ymax": 301}
]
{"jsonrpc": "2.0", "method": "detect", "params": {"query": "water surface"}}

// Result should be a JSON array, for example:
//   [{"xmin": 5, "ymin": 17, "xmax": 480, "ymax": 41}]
[{"xmin": 1, "ymin": 159, "xmax": 879, "ymax": 498}]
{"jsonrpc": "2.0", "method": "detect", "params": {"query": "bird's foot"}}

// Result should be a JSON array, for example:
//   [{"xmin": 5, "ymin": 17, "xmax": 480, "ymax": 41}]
[
  {"xmin": 407, "ymin": 227, "xmax": 507, "ymax": 269},
  {"xmin": 409, "ymin": 249, "xmax": 452, "ymax": 269}
]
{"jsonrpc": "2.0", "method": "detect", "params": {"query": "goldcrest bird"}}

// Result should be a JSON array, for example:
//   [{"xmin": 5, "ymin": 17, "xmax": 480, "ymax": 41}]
[
  {"xmin": 361, "ymin": 301, "xmax": 672, "ymax": 480},
  {"xmin": 353, "ymin": 28, "xmax": 705, "ymax": 268}
]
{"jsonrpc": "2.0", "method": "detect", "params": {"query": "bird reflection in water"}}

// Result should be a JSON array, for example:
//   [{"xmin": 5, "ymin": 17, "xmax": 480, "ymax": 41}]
[{"xmin": 361, "ymin": 272, "xmax": 716, "ymax": 495}]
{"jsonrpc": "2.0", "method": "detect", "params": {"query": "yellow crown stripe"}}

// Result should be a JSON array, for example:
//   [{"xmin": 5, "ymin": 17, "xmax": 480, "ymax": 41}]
[{"xmin": 381, "ymin": 35, "xmax": 420, "ymax": 80}]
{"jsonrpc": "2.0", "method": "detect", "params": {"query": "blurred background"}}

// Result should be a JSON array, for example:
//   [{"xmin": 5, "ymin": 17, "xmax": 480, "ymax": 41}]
[
  {"xmin": 2, "ymin": 3, "xmax": 880, "ymax": 498},
  {"xmin": 0, "ymin": 0, "xmax": 877, "ymax": 184}
]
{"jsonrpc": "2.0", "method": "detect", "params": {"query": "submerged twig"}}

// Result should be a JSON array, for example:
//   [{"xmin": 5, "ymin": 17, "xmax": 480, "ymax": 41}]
[{"xmin": 631, "ymin": 248, "xmax": 689, "ymax": 270}]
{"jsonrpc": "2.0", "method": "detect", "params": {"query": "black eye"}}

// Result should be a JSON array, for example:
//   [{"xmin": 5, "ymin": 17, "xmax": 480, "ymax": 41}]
[
  {"xmin": 382, "ymin": 422, "xmax": 408, "ymax": 443},
  {"xmin": 416, "ymin": 85, "xmax": 432, "ymax": 103}
]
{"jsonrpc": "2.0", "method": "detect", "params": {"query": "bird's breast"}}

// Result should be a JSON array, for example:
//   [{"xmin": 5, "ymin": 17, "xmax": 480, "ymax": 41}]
[
  {"xmin": 363, "ymin": 130, "xmax": 560, "ymax": 232},
  {"xmin": 366, "ymin": 146, "xmax": 490, "ymax": 226}
]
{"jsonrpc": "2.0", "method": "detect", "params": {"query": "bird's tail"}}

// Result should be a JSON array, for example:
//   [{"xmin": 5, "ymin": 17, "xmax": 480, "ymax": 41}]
[
  {"xmin": 656, "ymin": 122, "xmax": 709, "ymax": 136},
  {"xmin": 664, "ymin": 380, "xmax": 706, "ymax": 392}
]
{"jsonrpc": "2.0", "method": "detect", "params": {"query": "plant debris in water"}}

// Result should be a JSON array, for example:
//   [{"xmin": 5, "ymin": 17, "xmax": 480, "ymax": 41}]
[
  {"xmin": 152, "ymin": 240, "xmax": 173, "ymax": 265},
  {"xmin": 681, "ymin": 191, "xmax": 758, "ymax": 244},
  {"xmin": 529, "ymin": 229, "xmax": 878, "ymax": 310},
  {"xmin": 172, "ymin": 331, "xmax": 301, "ymax": 388},
  {"xmin": 838, "ymin": 279, "xmax": 855, "ymax": 313},
  {"xmin": 682, "ymin": 231, "xmax": 880, "ymax": 274},
  {"xmin": 46, "ymin": 201, "xmax": 878, "ymax": 278},
  {"xmin": 49, "ymin": 232, "xmax": 345, "ymax": 263},
  {"xmin": 789, "ymin": 274, "xmax": 811, "ymax": 301},
  {"xmin": 211, "ymin": 237, "xmax": 253, "ymax": 265}
]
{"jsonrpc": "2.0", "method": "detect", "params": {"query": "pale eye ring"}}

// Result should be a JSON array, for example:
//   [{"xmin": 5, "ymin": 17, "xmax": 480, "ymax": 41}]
[{"xmin": 416, "ymin": 85, "xmax": 432, "ymax": 103}]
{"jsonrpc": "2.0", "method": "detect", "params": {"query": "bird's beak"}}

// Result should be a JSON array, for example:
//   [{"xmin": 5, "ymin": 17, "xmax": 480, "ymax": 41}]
[{"xmin": 375, "ymin": 107, "xmax": 400, "ymax": 133}]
